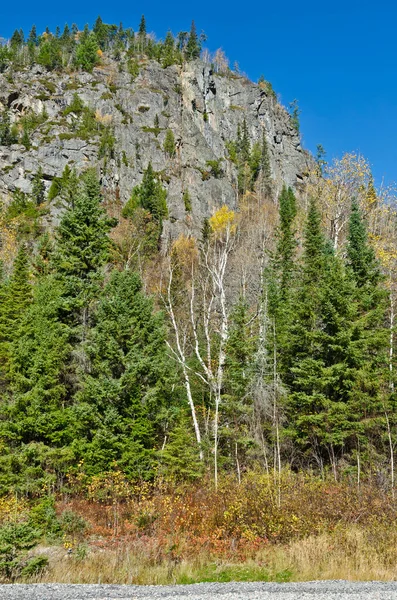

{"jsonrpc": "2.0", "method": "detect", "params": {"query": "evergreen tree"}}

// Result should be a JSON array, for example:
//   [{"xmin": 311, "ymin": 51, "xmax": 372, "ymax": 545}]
[
  {"xmin": 75, "ymin": 33, "xmax": 99, "ymax": 72},
  {"xmin": 260, "ymin": 132, "xmax": 272, "ymax": 195},
  {"xmin": 53, "ymin": 170, "xmax": 114, "ymax": 322},
  {"xmin": 158, "ymin": 418, "xmax": 204, "ymax": 481},
  {"xmin": 162, "ymin": 31, "xmax": 176, "ymax": 67},
  {"xmin": 0, "ymin": 246, "xmax": 32, "ymax": 388},
  {"xmin": 347, "ymin": 199, "xmax": 381, "ymax": 290},
  {"xmin": 345, "ymin": 199, "xmax": 388, "ymax": 457},
  {"xmin": 124, "ymin": 162, "xmax": 168, "ymax": 226},
  {"xmin": 5, "ymin": 276, "xmax": 71, "ymax": 446},
  {"xmin": 277, "ymin": 185, "xmax": 297, "ymax": 294},
  {"xmin": 185, "ymin": 21, "xmax": 201, "ymax": 60},
  {"xmin": 10, "ymin": 29, "xmax": 23, "ymax": 48},
  {"xmin": 32, "ymin": 168, "xmax": 45, "ymax": 205},
  {"xmin": 289, "ymin": 99, "xmax": 300, "ymax": 134},
  {"xmin": 73, "ymin": 270, "xmax": 171, "ymax": 476},
  {"xmin": 163, "ymin": 129, "xmax": 176, "ymax": 157},
  {"xmin": 0, "ymin": 111, "xmax": 18, "ymax": 146},
  {"xmin": 284, "ymin": 199, "xmax": 329, "ymax": 455},
  {"xmin": 28, "ymin": 25, "xmax": 38, "ymax": 47},
  {"xmin": 138, "ymin": 15, "xmax": 147, "ymax": 36}
]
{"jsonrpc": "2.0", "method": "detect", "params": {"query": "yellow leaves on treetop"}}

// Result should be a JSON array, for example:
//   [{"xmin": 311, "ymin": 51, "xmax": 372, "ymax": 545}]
[
  {"xmin": 171, "ymin": 234, "xmax": 198, "ymax": 271},
  {"xmin": 209, "ymin": 205, "xmax": 236, "ymax": 237}
]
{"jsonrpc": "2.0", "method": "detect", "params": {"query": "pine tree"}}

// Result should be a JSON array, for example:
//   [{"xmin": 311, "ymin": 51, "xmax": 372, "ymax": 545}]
[
  {"xmin": 6, "ymin": 276, "xmax": 71, "ymax": 446},
  {"xmin": 162, "ymin": 31, "xmax": 176, "ymax": 67},
  {"xmin": 75, "ymin": 33, "xmax": 99, "ymax": 72},
  {"xmin": 125, "ymin": 162, "xmax": 168, "ymax": 226},
  {"xmin": 185, "ymin": 21, "xmax": 201, "ymax": 60},
  {"xmin": 0, "ymin": 246, "xmax": 32, "ymax": 388},
  {"xmin": 138, "ymin": 15, "xmax": 146, "ymax": 36},
  {"xmin": 277, "ymin": 186, "xmax": 297, "ymax": 294},
  {"xmin": 74, "ymin": 270, "xmax": 171, "ymax": 476},
  {"xmin": 163, "ymin": 129, "xmax": 176, "ymax": 157},
  {"xmin": 32, "ymin": 168, "xmax": 45, "ymax": 205},
  {"xmin": 52, "ymin": 170, "xmax": 114, "ymax": 326},
  {"xmin": 345, "ymin": 199, "xmax": 388, "ymax": 459},
  {"xmin": 28, "ymin": 25, "xmax": 38, "ymax": 47}
]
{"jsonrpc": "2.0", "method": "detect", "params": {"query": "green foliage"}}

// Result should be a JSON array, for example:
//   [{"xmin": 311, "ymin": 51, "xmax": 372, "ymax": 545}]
[
  {"xmin": 98, "ymin": 127, "xmax": 116, "ymax": 160},
  {"xmin": 63, "ymin": 93, "xmax": 84, "ymax": 116},
  {"xmin": 0, "ymin": 522, "xmax": 42, "ymax": 582},
  {"xmin": 75, "ymin": 33, "xmax": 100, "ymax": 72},
  {"xmin": 127, "ymin": 58, "xmax": 140, "ymax": 80},
  {"xmin": 31, "ymin": 168, "xmax": 45, "ymax": 206},
  {"xmin": 206, "ymin": 159, "xmax": 224, "ymax": 178},
  {"xmin": 52, "ymin": 170, "xmax": 115, "ymax": 322},
  {"xmin": 124, "ymin": 162, "xmax": 168, "ymax": 227},
  {"xmin": 37, "ymin": 39, "xmax": 62, "ymax": 70},
  {"xmin": 183, "ymin": 189, "xmax": 192, "ymax": 212},
  {"xmin": 0, "ymin": 111, "xmax": 18, "ymax": 146},
  {"xmin": 74, "ymin": 270, "xmax": 170, "ymax": 476},
  {"xmin": 289, "ymin": 99, "xmax": 301, "ymax": 135},
  {"xmin": 58, "ymin": 510, "xmax": 87, "ymax": 536},
  {"xmin": 185, "ymin": 21, "xmax": 201, "ymax": 60},
  {"xmin": 163, "ymin": 129, "xmax": 176, "ymax": 157},
  {"xmin": 0, "ymin": 246, "xmax": 32, "ymax": 387},
  {"xmin": 6, "ymin": 276, "xmax": 71, "ymax": 446},
  {"xmin": 0, "ymin": 45, "xmax": 11, "ymax": 73},
  {"xmin": 158, "ymin": 419, "xmax": 204, "ymax": 481}
]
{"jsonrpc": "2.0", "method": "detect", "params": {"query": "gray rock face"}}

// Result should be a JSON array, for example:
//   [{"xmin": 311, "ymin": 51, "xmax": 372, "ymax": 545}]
[{"xmin": 0, "ymin": 58, "xmax": 311, "ymax": 241}]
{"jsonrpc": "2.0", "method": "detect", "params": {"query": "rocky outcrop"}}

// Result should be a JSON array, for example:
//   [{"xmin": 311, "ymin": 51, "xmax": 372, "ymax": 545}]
[{"xmin": 0, "ymin": 57, "xmax": 311, "ymax": 241}]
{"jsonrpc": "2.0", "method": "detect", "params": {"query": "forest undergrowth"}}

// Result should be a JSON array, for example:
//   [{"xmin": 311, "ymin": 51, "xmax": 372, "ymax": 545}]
[{"xmin": 2, "ymin": 470, "xmax": 397, "ymax": 584}]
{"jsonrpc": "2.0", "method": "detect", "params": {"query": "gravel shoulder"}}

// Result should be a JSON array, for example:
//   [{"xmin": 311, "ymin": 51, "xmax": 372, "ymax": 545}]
[{"xmin": 2, "ymin": 581, "xmax": 397, "ymax": 600}]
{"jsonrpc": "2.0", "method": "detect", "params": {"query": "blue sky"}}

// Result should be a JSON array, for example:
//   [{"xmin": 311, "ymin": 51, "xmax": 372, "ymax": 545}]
[{"xmin": 1, "ymin": 0, "xmax": 396, "ymax": 186}]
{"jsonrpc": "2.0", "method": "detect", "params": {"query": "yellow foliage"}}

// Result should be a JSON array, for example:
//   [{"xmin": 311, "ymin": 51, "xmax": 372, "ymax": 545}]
[
  {"xmin": 209, "ymin": 205, "xmax": 236, "ymax": 237},
  {"xmin": 171, "ymin": 234, "xmax": 198, "ymax": 270},
  {"xmin": 0, "ymin": 202, "xmax": 18, "ymax": 273},
  {"xmin": 0, "ymin": 495, "xmax": 29, "ymax": 525},
  {"xmin": 95, "ymin": 110, "xmax": 113, "ymax": 125}
]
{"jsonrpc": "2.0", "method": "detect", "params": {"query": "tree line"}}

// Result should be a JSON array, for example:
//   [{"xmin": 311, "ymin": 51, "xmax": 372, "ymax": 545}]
[
  {"xmin": 0, "ymin": 16, "xmax": 204, "ymax": 73},
  {"xmin": 0, "ymin": 152, "xmax": 396, "ymax": 496}
]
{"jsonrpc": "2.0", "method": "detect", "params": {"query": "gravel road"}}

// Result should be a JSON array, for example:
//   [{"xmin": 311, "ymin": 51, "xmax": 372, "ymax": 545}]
[{"xmin": 2, "ymin": 581, "xmax": 397, "ymax": 600}]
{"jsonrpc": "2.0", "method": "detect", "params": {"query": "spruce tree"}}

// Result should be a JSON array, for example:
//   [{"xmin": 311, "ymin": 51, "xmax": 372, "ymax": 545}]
[
  {"xmin": 32, "ymin": 168, "xmax": 45, "ymax": 205},
  {"xmin": 52, "ymin": 170, "xmax": 115, "ymax": 347},
  {"xmin": 162, "ymin": 31, "xmax": 175, "ymax": 67},
  {"xmin": 185, "ymin": 21, "xmax": 201, "ymax": 60},
  {"xmin": 125, "ymin": 162, "xmax": 168, "ymax": 226},
  {"xmin": 284, "ymin": 199, "xmax": 329, "ymax": 457},
  {"xmin": 138, "ymin": 15, "xmax": 147, "ymax": 36},
  {"xmin": 345, "ymin": 199, "xmax": 388, "ymax": 458},
  {"xmin": 73, "ymin": 270, "xmax": 171, "ymax": 476},
  {"xmin": 0, "ymin": 246, "xmax": 32, "ymax": 388},
  {"xmin": 5, "ymin": 276, "xmax": 71, "ymax": 446},
  {"xmin": 163, "ymin": 129, "xmax": 176, "ymax": 157},
  {"xmin": 276, "ymin": 185, "xmax": 297, "ymax": 294}
]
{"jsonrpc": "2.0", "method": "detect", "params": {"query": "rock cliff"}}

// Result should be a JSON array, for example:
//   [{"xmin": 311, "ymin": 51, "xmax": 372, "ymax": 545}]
[{"xmin": 0, "ymin": 56, "xmax": 311, "ymax": 241}]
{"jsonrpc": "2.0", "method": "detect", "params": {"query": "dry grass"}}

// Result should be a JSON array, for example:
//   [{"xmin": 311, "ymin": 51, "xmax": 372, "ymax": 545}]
[{"xmin": 31, "ymin": 524, "xmax": 397, "ymax": 584}]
